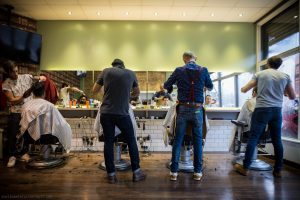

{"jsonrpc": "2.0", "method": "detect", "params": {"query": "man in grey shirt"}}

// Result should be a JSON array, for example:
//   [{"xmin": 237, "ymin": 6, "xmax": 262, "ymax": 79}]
[
  {"xmin": 235, "ymin": 56, "xmax": 295, "ymax": 178},
  {"xmin": 93, "ymin": 58, "xmax": 146, "ymax": 183}
]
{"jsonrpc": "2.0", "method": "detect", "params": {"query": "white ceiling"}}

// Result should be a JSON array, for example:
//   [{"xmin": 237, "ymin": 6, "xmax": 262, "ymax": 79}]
[{"xmin": 0, "ymin": 0, "xmax": 283, "ymax": 22}]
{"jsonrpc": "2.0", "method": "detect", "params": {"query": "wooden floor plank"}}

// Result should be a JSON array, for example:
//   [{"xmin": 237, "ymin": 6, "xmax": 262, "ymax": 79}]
[{"xmin": 0, "ymin": 153, "xmax": 299, "ymax": 200}]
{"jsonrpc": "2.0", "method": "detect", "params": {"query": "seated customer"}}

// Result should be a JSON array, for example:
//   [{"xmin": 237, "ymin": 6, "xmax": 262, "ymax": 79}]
[
  {"xmin": 78, "ymin": 94, "xmax": 88, "ymax": 105},
  {"xmin": 152, "ymin": 84, "xmax": 172, "ymax": 101},
  {"xmin": 236, "ymin": 87, "xmax": 257, "ymax": 132},
  {"xmin": 204, "ymin": 95, "xmax": 217, "ymax": 108},
  {"xmin": 20, "ymin": 82, "xmax": 72, "ymax": 153}
]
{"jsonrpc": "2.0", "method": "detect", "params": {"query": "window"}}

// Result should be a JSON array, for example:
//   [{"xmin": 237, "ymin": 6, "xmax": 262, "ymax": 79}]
[
  {"xmin": 238, "ymin": 72, "xmax": 254, "ymax": 106},
  {"xmin": 261, "ymin": 1, "xmax": 299, "ymax": 59},
  {"xmin": 279, "ymin": 54, "xmax": 299, "ymax": 139},
  {"xmin": 258, "ymin": 1, "xmax": 299, "ymax": 140},
  {"xmin": 221, "ymin": 77, "xmax": 236, "ymax": 107}
]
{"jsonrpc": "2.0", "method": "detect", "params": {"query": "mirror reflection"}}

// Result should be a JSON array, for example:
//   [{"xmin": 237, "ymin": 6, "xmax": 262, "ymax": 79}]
[{"xmin": 40, "ymin": 70, "xmax": 257, "ymax": 109}]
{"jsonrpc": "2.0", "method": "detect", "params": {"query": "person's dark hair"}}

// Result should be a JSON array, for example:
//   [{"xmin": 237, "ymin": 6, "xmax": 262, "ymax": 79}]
[
  {"xmin": 267, "ymin": 56, "xmax": 282, "ymax": 69},
  {"xmin": 32, "ymin": 81, "xmax": 45, "ymax": 97},
  {"xmin": 1, "ymin": 60, "xmax": 16, "ymax": 81},
  {"xmin": 62, "ymin": 83, "xmax": 69, "ymax": 88},
  {"xmin": 205, "ymin": 95, "xmax": 211, "ymax": 98},
  {"xmin": 111, "ymin": 58, "xmax": 125, "ymax": 69},
  {"xmin": 78, "ymin": 94, "xmax": 88, "ymax": 103}
]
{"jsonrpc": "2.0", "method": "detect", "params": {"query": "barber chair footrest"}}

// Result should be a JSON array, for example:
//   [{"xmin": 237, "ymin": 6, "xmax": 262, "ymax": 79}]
[
  {"xmin": 166, "ymin": 161, "xmax": 194, "ymax": 173},
  {"xmin": 234, "ymin": 158, "xmax": 272, "ymax": 171},
  {"xmin": 99, "ymin": 159, "xmax": 131, "ymax": 171},
  {"xmin": 27, "ymin": 157, "xmax": 65, "ymax": 169}
]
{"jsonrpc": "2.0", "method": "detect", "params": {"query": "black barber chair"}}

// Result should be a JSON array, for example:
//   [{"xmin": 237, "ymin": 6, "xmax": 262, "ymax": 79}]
[
  {"xmin": 231, "ymin": 120, "xmax": 272, "ymax": 171},
  {"xmin": 166, "ymin": 124, "xmax": 207, "ymax": 173},
  {"xmin": 98, "ymin": 133, "xmax": 131, "ymax": 171},
  {"xmin": 27, "ymin": 134, "xmax": 66, "ymax": 169}
]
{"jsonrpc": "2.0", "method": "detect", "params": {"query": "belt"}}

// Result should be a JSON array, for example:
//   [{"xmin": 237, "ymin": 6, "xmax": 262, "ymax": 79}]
[{"xmin": 178, "ymin": 102, "xmax": 203, "ymax": 108}]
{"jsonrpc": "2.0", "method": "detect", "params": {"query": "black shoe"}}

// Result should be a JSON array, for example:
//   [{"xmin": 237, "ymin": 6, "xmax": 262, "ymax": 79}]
[
  {"xmin": 133, "ymin": 170, "xmax": 147, "ymax": 182},
  {"xmin": 107, "ymin": 175, "xmax": 118, "ymax": 184}
]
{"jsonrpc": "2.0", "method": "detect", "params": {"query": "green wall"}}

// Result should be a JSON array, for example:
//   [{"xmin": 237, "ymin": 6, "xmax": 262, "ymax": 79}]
[{"xmin": 37, "ymin": 21, "xmax": 256, "ymax": 72}]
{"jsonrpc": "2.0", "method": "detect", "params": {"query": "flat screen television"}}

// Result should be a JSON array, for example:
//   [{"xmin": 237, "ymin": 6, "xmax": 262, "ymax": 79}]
[{"xmin": 0, "ymin": 24, "xmax": 42, "ymax": 65}]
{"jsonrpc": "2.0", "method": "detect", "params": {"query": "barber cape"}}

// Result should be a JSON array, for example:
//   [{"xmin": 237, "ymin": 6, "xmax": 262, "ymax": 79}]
[
  {"xmin": 237, "ymin": 97, "xmax": 256, "ymax": 132},
  {"xmin": 20, "ymin": 98, "xmax": 72, "ymax": 152},
  {"xmin": 162, "ymin": 104, "xmax": 210, "ymax": 147},
  {"xmin": 93, "ymin": 104, "xmax": 137, "ymax": 137}
]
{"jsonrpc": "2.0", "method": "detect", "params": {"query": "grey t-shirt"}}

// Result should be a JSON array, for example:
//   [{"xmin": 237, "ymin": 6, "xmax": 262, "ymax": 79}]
[
  {"xmin": 97, "ymin": 67, "xmax": 138, "ymax": 115},
  {"xmin": 253, "ymin": 68, "xmax": 291, "ymax": 108}
]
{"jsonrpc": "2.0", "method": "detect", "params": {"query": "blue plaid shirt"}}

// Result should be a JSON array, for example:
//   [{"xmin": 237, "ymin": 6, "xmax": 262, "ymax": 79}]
[{"xmin": 164, "ymin": 61, "xmax": 213, "ymax": 103}]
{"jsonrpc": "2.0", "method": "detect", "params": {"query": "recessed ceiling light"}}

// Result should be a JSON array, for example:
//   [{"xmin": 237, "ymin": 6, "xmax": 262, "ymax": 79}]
[
  {"xmin": 97, "ymin": 11, "xmax": 101, "ymax": 16},
  {"xmin": 239, "ymin": 13, "xmax": 243, "ymax": 17},
  {"xmin": 294, "ymin": 15, "xmax": 298, "ymax": 18},
  {"xmin": 68, "ymin": 11, "xmax": 72, "ymax": 15},
  {"xmin": 154, "ymin": 12, "xmax": 158, "ymax": 16},
  {"xmin": 125, "ymin": 11, "xmax": 129, "ymax": 15},
  {"xmin": 211, "ymin": 13, "xmax": 214, "ymax": 17}
]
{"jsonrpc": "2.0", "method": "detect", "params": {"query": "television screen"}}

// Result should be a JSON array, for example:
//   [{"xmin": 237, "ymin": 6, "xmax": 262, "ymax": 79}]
[{"xmin": 0, "ymin": 24, "xmax": 42, "ymax": 65}]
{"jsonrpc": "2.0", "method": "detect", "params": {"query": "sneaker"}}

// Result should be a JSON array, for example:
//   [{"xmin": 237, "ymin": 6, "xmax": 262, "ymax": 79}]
[
  {"xmin": 20, "ymin": 153, "xmax": 31, "ymax": 163},
  {"xmin": 234, "ymin": 164, "xmax": 249, "ymax": 176},
  {"xmin": 7, "ymin": 156, "xmax": 16, "ymax": 168},
  {"xmin": 107, "ymin": 175, "xmax": 118, "ymax": 184},
  {"xmin": 133, "ymin": 169, "xmax": 147, "ymax": 182},
  {"xmin": 170, "ymin": 172, "xmax": 178, "ymax": 181},
  {"xmin": 193, "ymin": 172, "xmax": 203, "ymax": 181},
  {"xmin": 272, "ymin": 170, "xmax": 282, "ymax": 178}
]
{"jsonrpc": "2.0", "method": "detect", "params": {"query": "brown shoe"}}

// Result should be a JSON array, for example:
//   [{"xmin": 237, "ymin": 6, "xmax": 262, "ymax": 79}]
[
  {"xmin": 234, "ymin": 164, "xmax": 249, "ymax": 176},
  {"xmin": 133, "ymin": 169, "xmax": 147, "ymax": 182},
  {"xmin": 273, "ymin": 170, "xmax": 282, "ymax": 178},
  {"xmin": 107, "ymin": 175, "xmax": 118, "ymax": 184}
]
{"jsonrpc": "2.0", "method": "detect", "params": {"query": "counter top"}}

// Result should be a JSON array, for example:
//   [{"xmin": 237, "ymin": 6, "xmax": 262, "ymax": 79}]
[{"xmin": 57, "ymin": 107, "xmax": 240, "ymax": 112}]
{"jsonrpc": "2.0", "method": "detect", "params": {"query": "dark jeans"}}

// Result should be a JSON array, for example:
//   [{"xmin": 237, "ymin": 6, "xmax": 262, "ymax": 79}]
[
  {"xmin": 7, "ymin": 113, "xmax": 31, "ymax": 157},
  {"xmin": 170, "ymin": 105, "xmax": 203, "ymax": 173},
  {"xmin": 7, "ymin": 113, "xmax": 21, "ymax": 157},
  {"xmin": 243, "ymin": 107, "xmax": 283, "ymax": 172},
  {"xmin": 100, "ymin": 113, "xmax": 140, "ymax": 174}
]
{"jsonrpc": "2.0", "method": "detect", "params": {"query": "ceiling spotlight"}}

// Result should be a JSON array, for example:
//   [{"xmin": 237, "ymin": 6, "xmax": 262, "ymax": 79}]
[
  {"xmin": 294, "ymin": 15, "xmax": 298, "ymax": 19},
  {"xmin": 239, "ymin": 13, "xmax": 243, "ymax": 17},
  {"xmin": 97, "ymin": 11, "xmax": 101, "ymax": 16},
  {"xmin": 154, "ymin": 12, "xmax": 158, "ymax": 16},
  {"xmin": 211, "ymin": 13, "xmax": 214, "ymax": 17},
  {"xmin": 68, "ymin": 11, "xmax": 72, "ymax": 15},
  {"xmin": 125, "ymin": 11, "xmax": 129, "ymax": 15}
]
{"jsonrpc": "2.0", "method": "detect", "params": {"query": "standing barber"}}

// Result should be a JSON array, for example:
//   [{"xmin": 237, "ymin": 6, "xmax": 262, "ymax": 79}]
[
  {"xmin": 93, "ymin": 58, "xmax": 146, "ymax": 183},
  {"xmin": 235, "ymin": 56, "xmax": 296, "ymax": 177},
  {"xmin": 164, "ymin": 51, "xmax": 213, "ymax": 181}
]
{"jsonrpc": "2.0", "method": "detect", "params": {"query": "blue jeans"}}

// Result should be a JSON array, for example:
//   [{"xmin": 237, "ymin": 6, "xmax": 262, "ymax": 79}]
[
  {"xmin": 170, "ymin": 105, "xmax": 203, "ymax": 173},
  {"xmin": 100, "ymin": 114, "xmax": 140, "ymax": 174},
  {"xmin": 243, "ymin": 107, "xmax": 283, "ymax": 172}
]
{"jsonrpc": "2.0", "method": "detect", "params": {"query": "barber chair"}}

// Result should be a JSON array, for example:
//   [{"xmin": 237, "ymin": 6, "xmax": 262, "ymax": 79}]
[
  {"xmin": 166, "ymin": 125, "xmax": 206, "ymax": 173},
  {"xmin": 27, "ymin": 134, "xmax": 66, "ymax": 169},
  {"xmin": 98, "ymin": 134, "xmax": 131, "ymax": 171},
  {"xmin": 231, "ymin": 120, "xmax": 272, "ymax": 171}
]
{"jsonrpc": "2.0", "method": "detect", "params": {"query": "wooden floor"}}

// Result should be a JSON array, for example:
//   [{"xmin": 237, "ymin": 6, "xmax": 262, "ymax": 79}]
[{"xmin": 0, "ymin": 153, "xmax": 299, "ymax": 200}]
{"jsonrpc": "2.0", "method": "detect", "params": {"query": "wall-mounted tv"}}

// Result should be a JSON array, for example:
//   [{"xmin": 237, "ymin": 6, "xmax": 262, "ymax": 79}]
[{"xmin": 0, "ymin": 24, "xmax": 42, "ymax": 65}]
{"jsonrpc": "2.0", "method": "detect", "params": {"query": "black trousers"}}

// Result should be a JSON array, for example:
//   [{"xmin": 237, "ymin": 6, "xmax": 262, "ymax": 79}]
[{"xmin": 7, "ymin": 113, "xmax": 32, "ymax": 157}]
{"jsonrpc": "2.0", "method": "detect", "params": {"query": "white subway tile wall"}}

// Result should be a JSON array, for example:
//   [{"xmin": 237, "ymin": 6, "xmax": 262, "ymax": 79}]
[{"xmin": 66, "ymin": 118, "xmax": 235, "ymax": 153}]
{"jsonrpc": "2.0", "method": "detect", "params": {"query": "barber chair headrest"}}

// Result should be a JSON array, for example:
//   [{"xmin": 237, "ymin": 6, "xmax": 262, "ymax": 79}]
[{"xmin": 98, "ymin": 133, "xmax": 128, "ymax": 144}]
